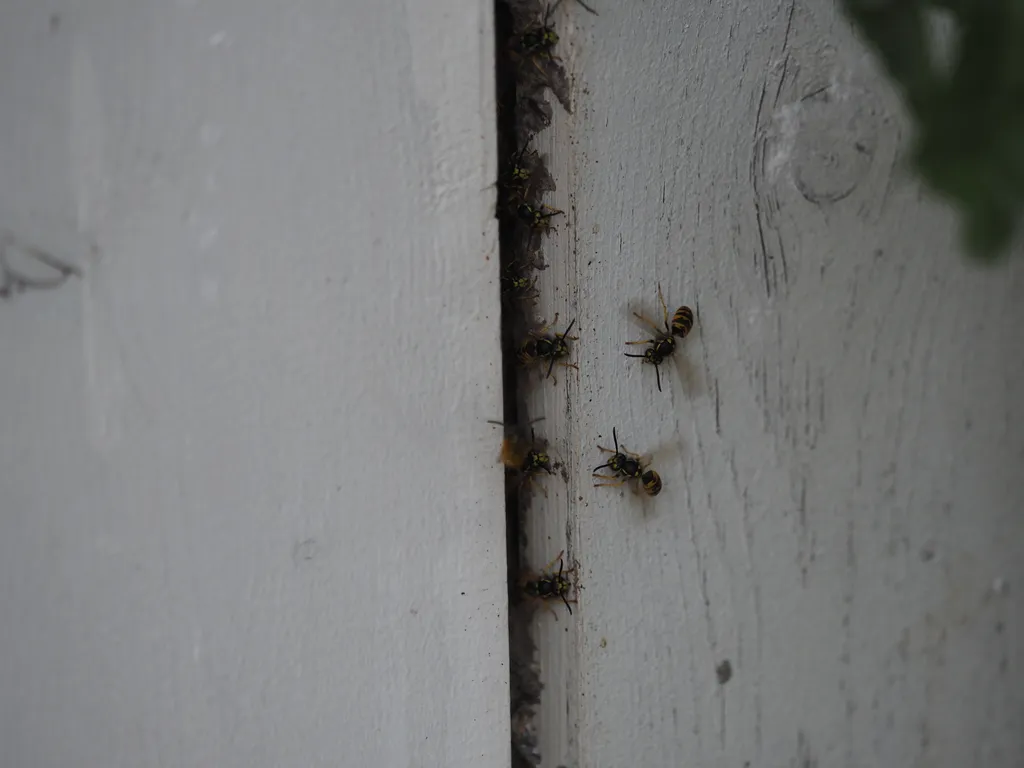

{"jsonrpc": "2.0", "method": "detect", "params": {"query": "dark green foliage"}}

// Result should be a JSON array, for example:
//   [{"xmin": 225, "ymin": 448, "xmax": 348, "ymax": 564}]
[{"xmin": 841, "ymin": 0, "xmax": 1024, "ymax": 261}]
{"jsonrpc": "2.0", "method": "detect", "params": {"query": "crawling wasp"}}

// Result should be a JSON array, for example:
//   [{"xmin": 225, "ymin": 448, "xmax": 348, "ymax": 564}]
[
  {"xmin": 624, "ymin": 283, "xmax": 694, "ymax": 393},
  {"xmin": 593, "ymin": 427, "xmax": 663, "ymax": 497},
  {"xmin": 501, "ymin": 260, "xmax": 540, "ymax": 303},
  {"xmin": 489, "ymin": 418, "xmax": 555, "ymax": 494},
  {"xmin": 515, "ymin": 3, "xmax": 560, "ymax": 65},
  {"xmin": 500, "ymin": 142, "xmax": 535, "ymax": 206},
  {"xmin": 517, "ymin": 201, "xmax": 563, "ymax": 230},
  {"xmin": 518, "ymin": 313, "xmax": 579, "ymax": 382},
  {"xmin": 671, "ymin": 304, "xmax": 695, "ymax": 339},
  {"xmin": 521, "ymin": 550, "xmax": 578, "ymax": 619},
  {"xmin": 499, "ymin": 140, "xmax": 555, "ymax": 208},
  {"xmin": 514, "ymin": 0, "xmax": 599, "ymax": 67}
]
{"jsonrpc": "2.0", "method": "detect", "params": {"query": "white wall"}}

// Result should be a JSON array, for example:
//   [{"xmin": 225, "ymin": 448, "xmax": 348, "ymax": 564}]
[
  {"xmin": 523, "ymin": 1, "xmax": 1023, "ymax": 767},
  {"xmin": 0, "ymin": 2, "xmax": 508, "ymax": 767}
]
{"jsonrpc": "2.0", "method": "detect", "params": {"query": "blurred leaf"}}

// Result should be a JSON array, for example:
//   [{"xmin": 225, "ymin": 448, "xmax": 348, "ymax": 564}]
[{"xmin": 841, "ymin": 0, "xmax": 1024, "ymax": 262}]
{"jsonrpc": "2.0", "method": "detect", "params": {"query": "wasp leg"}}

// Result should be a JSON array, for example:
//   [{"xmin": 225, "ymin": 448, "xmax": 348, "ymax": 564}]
[
  {"xmin": 539, "ymin": 549, "xmax": 566, "ymax": 574},
  {"xmin": 529, "ymin": 312, "xmax": 560, "ymax": 340},
  {"xmin": 528, "ymin": 56, "xmax": 549, "ymax": 76},
  {"xmin": 544, "ymin": 363, "xmax": 577, "ymax": 386},
  {"xmin": 656, "ymin": 282, "xmax": 670, "ymax": 332},
  {"xmin": 593, "ymin": 475, "xmax": 629, "ymax": 488},
  {"xmin": 632, "ymin": 310, "xmax": 666, "ymax": 335},
  {"xmin": 576, "ymin": 0, "xmax": 598, "ymax": 13},
  {"xmin": 522, "ymin": 593, "xmax": 562, "ymax": 621},
  {"xmin": 625, "ymin": 337, "xmax": 657, "ymax": 346}
]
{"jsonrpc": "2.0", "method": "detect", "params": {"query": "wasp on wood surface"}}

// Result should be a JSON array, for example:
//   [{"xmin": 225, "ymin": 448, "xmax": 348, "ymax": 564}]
[
  {"xmin": 623, "ymin": 282, "xmax": 694, "ymax": 393},
  {"xmin": 498, "ymin": 140, "xmax": 555, "ymax": 210},
  {"xmin": 517, "ymin": 313, "xmax": 578, "ymax": 383},
  {"xmin": 520, "ymin": 549, "xmax": 578, "ymax": 619},
  {"xmin": 489, "ymin": 418, "xmax": 556, "ymax": 495},
  {"xmin": 592, "ymin": 427, "xmax": 663, "ymax": 497},
  {"xmin": 510, "ymin": 0, "xmax": 599, "ymax": 68},
  {"xmin": 516, "ymin": 201, "xmax": 563, "ymax": 231},
  {"xmin": 500, "ymin": 259, "xmax": 541, "ymax": 304}
]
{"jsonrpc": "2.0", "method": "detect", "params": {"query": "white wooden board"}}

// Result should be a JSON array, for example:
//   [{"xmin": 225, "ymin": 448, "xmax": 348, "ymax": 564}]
[
  {"xmin": 0, "ymin": 2, "xmax": 509, "ymax": 766},
  {"xmin": 522, "ymin": 2, "xmax": 1024, "ymax": 766}
]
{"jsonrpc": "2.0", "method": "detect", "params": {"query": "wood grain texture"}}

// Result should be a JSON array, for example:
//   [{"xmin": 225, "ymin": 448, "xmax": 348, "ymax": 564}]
[
  {"xmin": 525, "ymin": 2, "xmax": 1024, "ymax": 766},
  {"xmin": 0, "ymin": 2, "xmax": 508, "ymax": 766}
]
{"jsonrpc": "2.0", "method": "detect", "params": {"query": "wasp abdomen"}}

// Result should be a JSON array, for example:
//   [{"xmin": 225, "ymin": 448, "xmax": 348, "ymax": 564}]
[{"xmin": 671, "ymin": 306, "xmax": 694, "ymax": 338}]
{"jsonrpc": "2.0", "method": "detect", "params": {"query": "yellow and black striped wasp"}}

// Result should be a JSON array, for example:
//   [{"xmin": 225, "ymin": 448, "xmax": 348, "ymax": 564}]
[
  {"xmin": 518, "ymin": 313, "xmax": 578, "ymax": 382},
  {"xmin": 592, "ymin": 426, "xmax": 663, "ymax": 497},
  {"xmin": 521, "ymin": 549, "xmax": 578, "ymax": 619},
  {"xmin": 516, "ymin": 201, "xmax": 563, "ymax": 230},
  {"xmin": 489, "ymin": 418, "xmax": 555, "ymax": 494},
  {"xmin": 500, "ymin": 259, "xmax": 540, "ymax": 304},
  {"xmin": 512, "ymin": 0, "xmax": 599, "ymax": 73},
  {"xmin": 498, "ymin": 139, "xmax": 554, "ymax": 210},
  {"xmin": 624, "ymin": 283, "xmax": 694, "ymax": 393}
]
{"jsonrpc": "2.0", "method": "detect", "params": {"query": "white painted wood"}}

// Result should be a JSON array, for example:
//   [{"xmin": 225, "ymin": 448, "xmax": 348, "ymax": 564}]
[
  {"xmin": 0, "ymin": 2, "xmax": 508, "ymax": 767},
  {"xmin": 524, "ymin": 1, "xmax": 1024, "ymax": 767}
]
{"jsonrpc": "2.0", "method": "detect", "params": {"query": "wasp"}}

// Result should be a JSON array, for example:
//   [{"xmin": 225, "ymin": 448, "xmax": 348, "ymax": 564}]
[
  {"xmin": 521, "ymin": 550, "xmax": 578, "ymax": 618},
  {"xmin": 512, "ymin": 2, "xmax": 562, "ymax": 75},
  {"xmin": 507, "ymin": 142, "xmax": 535, "ymax": 185},
  {"xmin": 499, "ymin": 140, "xmax": 555, "ymax": 210},
  {"xmin": 490, "ymin": 418, "xmax": 555, "ymax": 494},
  {"xmin": 671, "ymin": 305, "xmax": 694, "ymax": 338},
  {"xmin": 514, "ymin": 0, "xmax": 599, "ymax": 66},
  {"xmin": 517, "ymin": 201, "xmax": 563, "ymax": 230},
  {"xmin": 499, "ymin": 141, "xmax": 536, "ymax": 206},
  {"xmin": 501, "ymin": 261, "xmax": 540, "ymax": 303},
  {"xmin": 592, "ymin": 427, "xmax": 663, "ymax": 497},
  {"xmin": 518, "ymin": 313, "xmax": 578, "ymax": 382},
  {"xmin": 517, "ymin": 8, "xmax": 558, "ymax": 59},
  {"xmin": 624, "ymin": 283, "xmax": 694, "ymax": 392}
]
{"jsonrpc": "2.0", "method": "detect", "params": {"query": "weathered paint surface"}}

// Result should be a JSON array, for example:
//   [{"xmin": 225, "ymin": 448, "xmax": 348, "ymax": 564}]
[
  {"xmin": 0, "ymin": 2, "xmax": 508, "ymax": 766},
  {"xmin": 523, "ymin": 1, "xmax": 1023, "ymax": 766}
]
